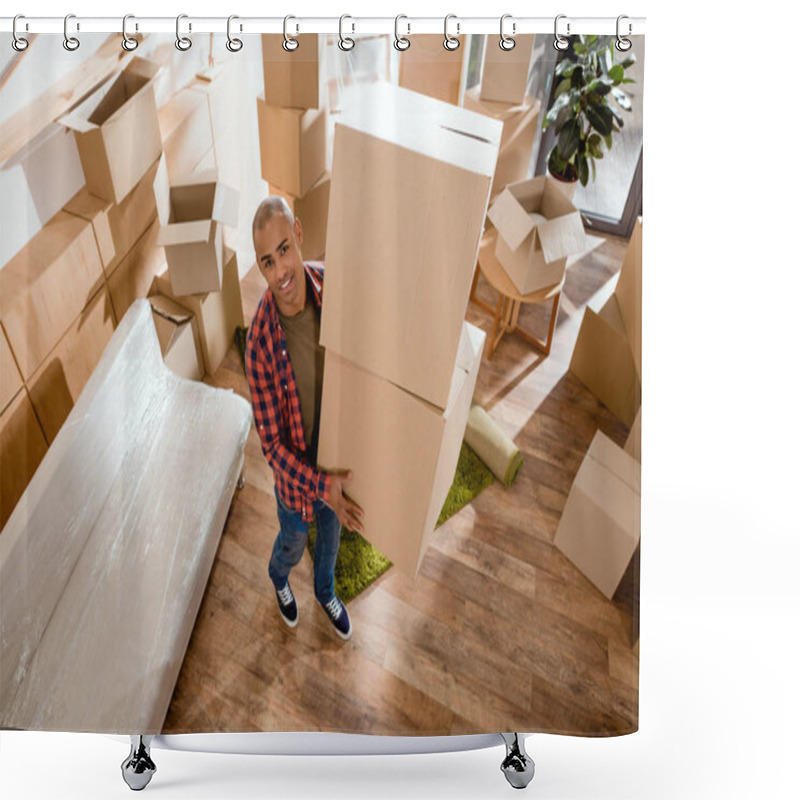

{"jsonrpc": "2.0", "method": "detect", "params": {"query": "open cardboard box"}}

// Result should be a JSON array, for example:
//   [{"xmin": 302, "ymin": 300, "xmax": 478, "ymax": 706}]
[
  {"xmin": 148, "ymin": 295, "xmax": 203, "ymax": 382},
  {"xmin": 554, "ymin": 430, "xmax": 641, "ymax": 600},
  {"xmin": 154, "ymin": 156, "xmax": 239, "ymax": 297},
  {"xmin": 318, "ymin": 321, "xmax": 486, "ymax": 579},
  {"xmin": 321, "ymin": 82, "xmax": 500, "ymax": 411},
  {"xmin": 487, "ymin": 175, "xmax": 587, "ymax": 295},
  {"xmin": 59, "ymin": 57, "xmax": 162, "ymax": 205}
]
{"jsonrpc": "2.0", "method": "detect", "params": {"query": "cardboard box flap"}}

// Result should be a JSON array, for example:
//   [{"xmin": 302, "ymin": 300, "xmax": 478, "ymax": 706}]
[
  {"xmin": 587, "ymin": 430, "xmax": 641, "ymax": 495},
  {"xmin": 157, "ymin": 219, "xmax": 213, "ymax": 247},
  {"xmin": 536, "ymin": 211, "xmax": 586, "ymax": 263},
  {"xmin": 57, "ymin": 110, "xmax": 99, "ymax": 134},
  {"xmin": 149, "ymin": 294, "xmax": 193, "ymax": 325},
  {"xmin": 153, "ymin": 155, "xmax": 171, "ymax": 227},
  {"xmin": 487, "ymin": 187, "xmax": 535, "ymax": 252},
  {"xmin": 210, "ymin": 182, "xmax": 239, "ymax": 228}
]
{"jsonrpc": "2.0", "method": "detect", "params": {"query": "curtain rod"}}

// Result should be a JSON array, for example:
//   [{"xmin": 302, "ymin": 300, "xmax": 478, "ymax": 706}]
[{"xmin": 0, "ymin": 15, "xmax": 646, "ymax": 37}]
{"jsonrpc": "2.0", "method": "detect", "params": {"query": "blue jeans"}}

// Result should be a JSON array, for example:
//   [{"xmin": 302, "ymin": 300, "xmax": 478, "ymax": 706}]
[{"xmin": 268, "ymin": 489, "xmax": 341, "ymax": 605}]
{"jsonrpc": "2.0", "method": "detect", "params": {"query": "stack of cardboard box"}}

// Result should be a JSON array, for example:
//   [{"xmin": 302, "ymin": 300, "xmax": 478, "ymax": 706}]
[
  {"xmin": 257, "ymin": 35, "xmax": 330, "ymax": 261},
  {"xmin": 316, "ymin": 83, "xmax": 501, "ymax": 578},
  {"xmin": 569, "ymin": 218, "xmax": 643, "ymax": 426}
]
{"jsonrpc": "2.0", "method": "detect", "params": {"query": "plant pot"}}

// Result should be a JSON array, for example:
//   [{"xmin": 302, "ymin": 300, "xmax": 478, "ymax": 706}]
[{"xmin": 547, "ymin": 169, "xmax": 579, "ymax": 201}]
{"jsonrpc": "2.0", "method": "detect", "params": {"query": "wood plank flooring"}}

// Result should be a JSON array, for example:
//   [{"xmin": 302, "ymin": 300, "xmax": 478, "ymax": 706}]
[{"xmin": 162, "ymin": 231, "xmax": 639, "ymax": 737}]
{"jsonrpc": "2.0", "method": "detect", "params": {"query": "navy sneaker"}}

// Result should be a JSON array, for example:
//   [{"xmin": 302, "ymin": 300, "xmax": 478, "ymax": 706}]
[
  {"xmin": 274, "ymin": 581, "xmax": 298, "ymax": 628},
  {"xmin": 320, "ymin": 595, "xmax": 352, "ymax": 640}
]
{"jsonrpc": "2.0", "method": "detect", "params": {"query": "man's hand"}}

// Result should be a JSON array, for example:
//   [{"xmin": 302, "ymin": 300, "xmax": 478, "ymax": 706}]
[{"xmin": 327, "ymin": 470, "xmax": 364, "ymax": 533}]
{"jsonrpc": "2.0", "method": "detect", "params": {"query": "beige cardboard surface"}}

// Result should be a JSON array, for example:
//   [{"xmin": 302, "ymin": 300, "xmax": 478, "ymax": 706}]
[
  {"xmin": 318, "ymin": 321, "xmax": 485, "ymax": 579},
  {"xmin": 0, "ymin": 299, "xmax": 252, "ymax": 731},
  {"xmin": 1, "ymin": 325, "xmax": 24, "ymax": 415},
  {"xmin": 27, "ymin": 287, "xmax": 116, "ymax": 444},
  {"xmin": 0, "ymin": 124, "xmax": 85, "ymax": 270},
  {"xmin": 107, "ymin": 221, "xmax": 166, "ymax": 323},
  {"xmin": 60, "ymin": 190, "xmax": 115, "ymax": 270},
  {"xmin": 261, "ymin": 33, "xmax": 323, "ymax": 110},
  {"xmin": 61, "ymin": 58, "xmax": 162, "ymax": 204},
  {"xmin": 614, "ymin": 217, "xmax": 643, "ymax": 380},
  {"xmin": 148, "ymin": 295, "xmax": 203, "ymax": 382},
  {"xmin": 488, "ymin": 176, "xmax": 587, "ymax": 294},
  {"xmin": 257, "ymin": 97, "xmax": 327, "ymax": 198},
  {"xmin": 65, "ymin": 158, "xmax": 160, "ymax": 280},
  {"xmin": 463, "ymin": 88, "xmax": 540, "ymax": 199},
  {"xmin": 398, "ymin": 34, "xmax": 465, "ymax": 105},
  {"xmin": 480, "ymin": 35, "xmax": 535, "ymax": 105},
  {"xmin": 158, "ymin": 86, "xmax": 214, "ymax": 181},
  {"xmin": 0, "ymin": 387, "xmax": 48, "ymax": 531},
  {"xmin": 569, "ymin": 296, "xmax": 642, "ymax": 427},
  {"xmin": 321, "ymin": 83, "xmax": 500, "ymax": 410},
  {"xmin": 0, "ymin": 212, "xmax": 105, "ymax": 382},
  {"xmin": 295, "ymin": 172, "xmax": 331, "ymax": 261},
  {"xmin": 625, "ymin": 407, "xmax": 642, "ymax": 463},
  {"xmin": 155, "ymin": 248, "xmax": 244, "ymax": 377},
  {"xmin": 554, "ymin": 430, "xmax": 641, "ymax": 599}
]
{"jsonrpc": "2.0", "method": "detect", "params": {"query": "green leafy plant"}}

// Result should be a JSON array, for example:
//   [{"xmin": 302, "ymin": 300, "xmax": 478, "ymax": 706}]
[{"xmin": 543, "ymin": 35, "xmax": 636, "ymax": 186}]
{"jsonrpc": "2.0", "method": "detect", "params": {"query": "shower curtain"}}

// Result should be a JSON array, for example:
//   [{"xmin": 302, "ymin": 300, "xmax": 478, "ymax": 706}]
[{"xmin": 0, "ymin": 16, "xmax": 643, "ymax": 765}]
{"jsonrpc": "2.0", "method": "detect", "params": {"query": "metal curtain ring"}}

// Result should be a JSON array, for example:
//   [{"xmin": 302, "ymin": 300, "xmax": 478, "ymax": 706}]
[
  {"xmin": 499, "ymin": 14, "xmax": 515, "ymax": 51},
  {"xmin": 283, "ymin": 15, "xmax": 299, "ymax": 51},
  {"xmin": 175, "ymin": 14, "xmax": 192, "ymax": 51},
  {"xmin": 394, "ymin": 14, "xmax": 410, "ymax": 51},
  {"xmin": 339, "ymin": 15, "xmax": 355, "ymax": 51},
  {"xmin": 553, "ymin": 14, "xmax": 570, "ymax": 51},
  {"xmin": 443, "ymin": 13, "xmax": 460, "ymax": 51},
  {"xmin": 615, "ymin": 14, "xmax": 632, "ymax": 51},
  {"xmin": 12, "ymin": 14, "xmax": 29, "ymax": 51},
  {"xmin": 63, "ymin": 14, "xmax": 80, "ymax": 51},
  {"xmin": 121, "ymin": 14, "xmax": 139, "ymax": 51},
  {"xmin": 226, "ymin": 15, "xmax": 243, "ymax": 52}
]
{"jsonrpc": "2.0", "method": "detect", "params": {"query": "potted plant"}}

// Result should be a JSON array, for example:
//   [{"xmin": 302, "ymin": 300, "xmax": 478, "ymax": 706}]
[{"xmin": 543, "ymin": 35, "xmax": 636, "ymax": 194}]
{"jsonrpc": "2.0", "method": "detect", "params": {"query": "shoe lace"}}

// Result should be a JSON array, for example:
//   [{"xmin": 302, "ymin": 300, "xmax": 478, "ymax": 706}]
[
  {"xmin": 324, "ymin": 596, "xmax": 343, "ymax": 620},
  {"xmin": 277, "ymin": 584, "xmax": 293, "ymax": 605}
]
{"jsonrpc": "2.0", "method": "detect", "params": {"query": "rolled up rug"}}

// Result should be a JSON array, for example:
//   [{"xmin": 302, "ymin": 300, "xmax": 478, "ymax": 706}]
[{"xmin": 464, "ymin": 404, "xmax": 523, "ymax": 487}]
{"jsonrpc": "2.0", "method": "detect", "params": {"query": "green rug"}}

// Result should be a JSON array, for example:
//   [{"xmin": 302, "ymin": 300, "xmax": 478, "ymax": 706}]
[{"xmin": 235, "ymin": 326, "xmax": 495, "ymax": 603}]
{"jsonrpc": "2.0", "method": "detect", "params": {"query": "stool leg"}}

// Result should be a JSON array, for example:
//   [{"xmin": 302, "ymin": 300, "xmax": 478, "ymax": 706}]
[
  {"xmin": 500, "ymin": 733, "xmax": 535, "ymax": 789},
  {"xmin": 542, "ymin": 292, "xmax": 561, "ymax": 356},
  {"xmin": 121, "ymin": 735, "xmax": 156, "ymax": 791},
  {"xmin": 488, "ymin": 295, "xmax": 505, "ymax": 359}
]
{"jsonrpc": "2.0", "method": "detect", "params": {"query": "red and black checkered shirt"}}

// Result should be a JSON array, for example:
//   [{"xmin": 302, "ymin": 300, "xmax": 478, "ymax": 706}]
[{"xmin": 245, "ymin": 262, "xmax": 332, "ymax": 522}]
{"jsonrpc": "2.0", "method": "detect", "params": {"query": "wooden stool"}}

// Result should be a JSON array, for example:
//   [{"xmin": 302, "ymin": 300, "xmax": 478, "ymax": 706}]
[{"xmin": 470, "ymin": 228, "xmax": 564, "ymax": 359}]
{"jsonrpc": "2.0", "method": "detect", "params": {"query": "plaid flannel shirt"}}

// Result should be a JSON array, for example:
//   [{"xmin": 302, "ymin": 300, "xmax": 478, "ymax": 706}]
[{"xmin": 245, "ymin": 262, "xmax": 332, "ymax": 522}]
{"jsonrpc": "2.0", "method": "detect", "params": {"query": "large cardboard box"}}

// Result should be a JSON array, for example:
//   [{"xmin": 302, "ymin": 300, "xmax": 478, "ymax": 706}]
[
  {"xmin": 625, "ymin": 407, "xmax": 641, "ymax": 463},
  {"xmin": 554, "ymin": 430, "xmax": 641, "ymax": 600},
  {"xmin": 27, "ymin": 288, "xmax": 116, "ymax": 444},
  {"xmin": 153, "ymin": 157, "xmax": 240, "ymax": 296},
  {"xmin": 398, "ymin": 34, "xmax": 465, "ymax": 105},
  {"xmin": 0, "ymin": 387, "xmax": 49, "ymax": 531},
  {"xmin": 261, "ymin": 33, "xmax": 324, "ymax": 110},
  {"xmin": 148, "ymin": 295, "xmax": 204, "ymax": 382},
  {"xmin": 0, "ymin": 124, "xmax": 85, "ymax": 269},
  {"xmin": 463, "ymin": 87, "xmax": 540, "ymax": 199},
  {"xmin": 0, "ymin": 212, "xmax": 105, "ymax": 382},
  {"xmin": 480, "ymin": 35, "xmax": 535, "ymax": 105},
  {"xmin": 294, "ymin": 172, "xmax": 330, "ymax": 261},
  {"xmin": 321, "ymin": 82, "xmax": 500, "ymax": 410},
  {"xmin": 256, "ymin": 96, "xmax": 327, "ymax": 198},
  {"xmin": 1, "ymin": 326, "xmax": 23, "ymax": 415},
  {"xmin": 59, "ymin": 57, "xmax": 162, "ymax": 204},
  {"xmin": 158, "ymin": 85, "xmax": 215, "ymax": 182},
  {"xmin": 614, "ymin": 217, "xmax": 643, "ymax": 380},
  {"xmin": 318, "ymin": 321, "xmax": 486, "ymax": 579},
  {"xmin": 488, "ymin": 176, "xmax": 587, "ymax": 295},
  {"xmin": 154, "ymin": 248, "xmax": 244, "ymax": 378},
  {"xmin": 63, "ymin": 158, "xmax": 160, "ymax": 280},
  {"xmin": 107, "ymin": 221, "xmax": 166, "ymax": 323},
  {"xmin": 569, "ymin": 295, "xmax": 641, "ymax": 427}
]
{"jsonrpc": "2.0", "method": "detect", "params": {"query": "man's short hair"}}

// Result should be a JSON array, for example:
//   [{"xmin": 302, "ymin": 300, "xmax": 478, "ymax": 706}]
[{"xmin": 252, "ymin": 196, "xmax": 295, "ymax": 239}]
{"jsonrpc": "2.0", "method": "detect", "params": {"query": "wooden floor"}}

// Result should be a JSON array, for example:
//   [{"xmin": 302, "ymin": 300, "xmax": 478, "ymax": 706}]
[{"xmin": 163, "ymin": 231, "xmax": 639, "ymax": 737}]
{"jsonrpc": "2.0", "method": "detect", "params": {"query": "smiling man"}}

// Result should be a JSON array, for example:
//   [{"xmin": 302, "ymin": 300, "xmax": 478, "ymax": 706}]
[{"xmin": 245, "ymin": 197, "xmax": 363, "ymax": 640}]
